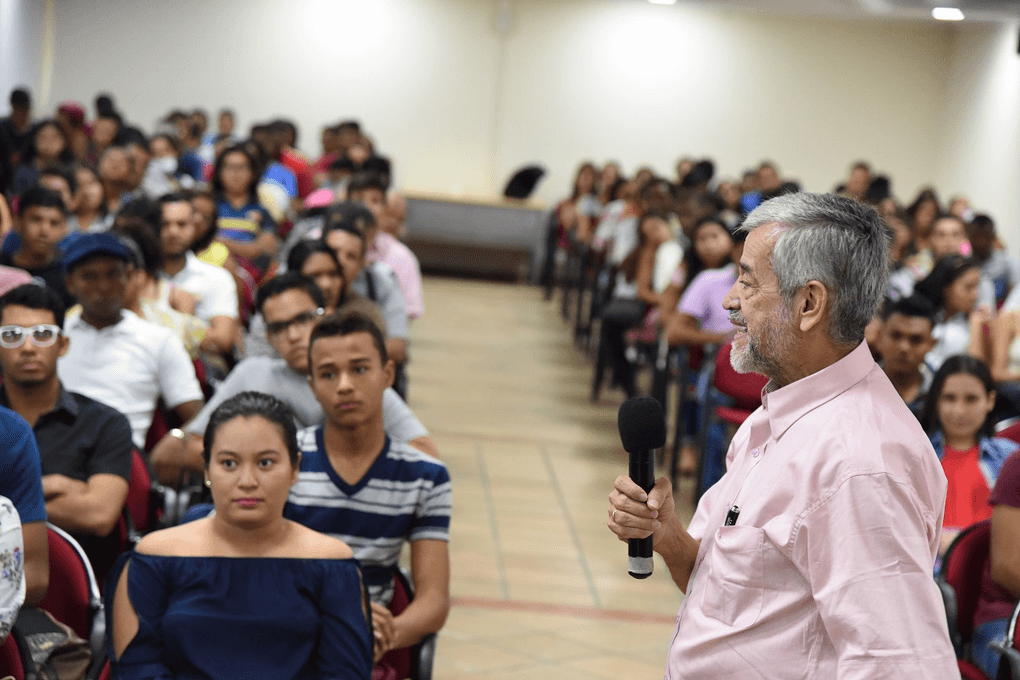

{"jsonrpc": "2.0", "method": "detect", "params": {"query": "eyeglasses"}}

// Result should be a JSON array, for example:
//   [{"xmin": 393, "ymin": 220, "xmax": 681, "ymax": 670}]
[
  {"xmin": 266, "ymin": 308, "xmax": 324, "ymax": 338},
  {"xmin": 0, "ymin": 324, "xmax": 62, "ymax": 349}
]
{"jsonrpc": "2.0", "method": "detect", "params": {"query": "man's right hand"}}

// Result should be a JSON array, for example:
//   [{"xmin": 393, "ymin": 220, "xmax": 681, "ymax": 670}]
[
  {"xmin": 608, "ymin": 475, "xmax": 700, "ymax": 593},
  {"xmin": 608, "ymin": 475, "xmax": 677, "ymax": 548}
]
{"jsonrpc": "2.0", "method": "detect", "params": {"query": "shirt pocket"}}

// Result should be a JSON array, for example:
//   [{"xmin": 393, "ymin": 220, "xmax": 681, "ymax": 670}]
[{"xmin": 699, "ymin": 525, "xmax": 765, "ymax": 629}]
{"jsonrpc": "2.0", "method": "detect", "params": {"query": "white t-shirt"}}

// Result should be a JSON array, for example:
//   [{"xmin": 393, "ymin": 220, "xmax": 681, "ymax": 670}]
[
  {"xmin": 59, "ymin": 310, "xmax": 205, "ymax": 448},
  {"xmin": 161, "ymin": 251, "xmax": 239, "ymax": 322}
]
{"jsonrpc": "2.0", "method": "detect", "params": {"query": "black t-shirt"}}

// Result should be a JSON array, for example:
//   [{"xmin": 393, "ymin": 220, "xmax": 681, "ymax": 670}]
[
  {"xmin": 0, "ymin": 253, "xmax": 74, "ymax": 308},
  {"xmin": 0, "ymin": 386, "xmax": 133, "ymax": 483}
]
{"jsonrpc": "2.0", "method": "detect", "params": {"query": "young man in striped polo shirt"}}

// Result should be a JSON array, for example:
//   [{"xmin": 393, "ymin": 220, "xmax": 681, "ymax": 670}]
[{"xmin": 284, "ymin": 310, "xmax": 450, "ymax": 667}]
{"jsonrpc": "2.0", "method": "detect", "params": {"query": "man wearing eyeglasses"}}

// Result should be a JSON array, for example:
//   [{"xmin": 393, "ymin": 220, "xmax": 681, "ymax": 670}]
[
  {"xmin": 149, "ymin": 272, "xmax": 436, "ymax": 486},
  {"xmin": 0, "ymin": 283, "xmax": 132, "ymax": 573}
]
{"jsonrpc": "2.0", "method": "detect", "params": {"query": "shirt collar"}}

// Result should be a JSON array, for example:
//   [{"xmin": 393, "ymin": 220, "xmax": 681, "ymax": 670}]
[
  {"xmin": 0, "ymin": 383, "xmax": 79, "ymax": 420},
  {"xmin": 761, "ymin": 341, "xmax": 876, "ymax": 440},
  {"xmin": 66, "ymin": 308, "xmax": 137, "ymax": 334}
]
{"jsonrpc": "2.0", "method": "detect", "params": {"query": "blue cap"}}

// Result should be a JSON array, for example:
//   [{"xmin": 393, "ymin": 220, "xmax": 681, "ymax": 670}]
[{"xmin": 62, "ymin": 233, "xmax": 131, "ymax": 273}]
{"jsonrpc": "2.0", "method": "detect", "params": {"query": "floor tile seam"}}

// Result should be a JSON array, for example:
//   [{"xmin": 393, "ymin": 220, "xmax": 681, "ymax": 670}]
[
  {"xmin": 475, "ymin": 439, "xmax": 511, "ymax": 599},
  {"xmin": 449, "ymin": 595, "xmax": 676, "ymax": 625}
]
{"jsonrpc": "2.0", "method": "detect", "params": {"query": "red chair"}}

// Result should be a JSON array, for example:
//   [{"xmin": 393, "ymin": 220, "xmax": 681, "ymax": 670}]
[
  {"xmin": 693, "ymin": 342, "xmax": 768, "ymax": 499},
  {"xmin": 997, "ymin": 421, "xmax": 1020, "ymax": 447},
  {"xmin": 0, "ymin": 632, "xmax": 25, "ymax": 679},
  {"xmin": 992, "ymin": 600, "xmax": 1020, "ymax": 679},
  {"xmin": 37, "ymin": 524, "xmax": 106, "ymax": 679},
  {"xmin": 376, "ymin": 568, "xmax": 437, "ymax": 680},
  {"xmin": 937, "ymin": 520, "xmax": 992, "ymax": 679}
]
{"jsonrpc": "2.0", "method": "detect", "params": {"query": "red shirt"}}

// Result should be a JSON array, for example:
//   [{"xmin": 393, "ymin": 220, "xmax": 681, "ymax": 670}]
[
  {"xmin": 280, "ymin": 148, "xmax": 313, "ymax": 199},
  {"xmin": 941, "ymin": 444, "xmax": 992, "ymax": 529}
]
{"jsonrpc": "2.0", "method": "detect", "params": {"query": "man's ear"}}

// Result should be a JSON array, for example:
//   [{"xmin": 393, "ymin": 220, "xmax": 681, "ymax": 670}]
[
  {"xmin": 797, "ymin": 281, "xmax": 828, "ymax": 333},
  {"xmin": 383, "ymin": 358, "xmax": 395, "ymax": 388},
  {"xmin": 57, "ymin": 335, "xmax": 69, "ymax": 358}
]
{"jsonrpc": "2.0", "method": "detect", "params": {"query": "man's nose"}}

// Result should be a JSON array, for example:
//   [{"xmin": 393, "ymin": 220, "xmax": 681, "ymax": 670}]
[{"xmin": 722, "ymin": 286, "xmax": 740, "ymax": 310}]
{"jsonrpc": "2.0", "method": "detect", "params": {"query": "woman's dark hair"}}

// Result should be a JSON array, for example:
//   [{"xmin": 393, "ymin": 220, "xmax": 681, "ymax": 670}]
[
  {"xmin": 39, "ymin": 165, "xmax": 77, "ymax": 196},
  {"xmin": 609, "ymin": 177, "xmax": 628, "ymax": 202},
  {"xmin": 202, "ymin": 391, "xmax": 300, "ymax": 466},
  {"xmin": 211, "ymin": 144, "xmax": 261, "ymax": 201},
  {"xmin": 570, "ymin": 162, "xmax": 596, "ymax": 202},
  {"xmin": 683, "ymin": 214, "xmax": 732, "ymax": 282},
  {"xmin": 152, "ymin": 132, "xmax": 181, "ymax": 155},
  {"xmin": 183, "ymin": 189, "xmax": 218, "ymax": 253},
  {"xmin": 287, "ymin": 239, "xmax": 345, "ymax": 282},
  {"xmin": 110, "ymin": 221, "xmax": 163, "ymax": 277},
  {"xmin": 22, "ymin": 119, "xmax": 73, "ymax": 165},
  {"xmin": 920, "ymin": 354, "xmax": 997, "ymax": 440},
  {"xmin": 905, "ymin": 187, "xmax": 941, "ymax": 228},
  {"xmin": 620, "ymin": 212, "xmax": 669, "ymax": 284},
  {"xmin": 913, "ymin": 254, "xmax": 980, "ymax": 313}
]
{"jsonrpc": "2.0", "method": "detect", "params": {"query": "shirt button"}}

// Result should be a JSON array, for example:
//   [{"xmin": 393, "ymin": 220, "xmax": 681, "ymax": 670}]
[{"xmin": 752, "ymin": 448, "xmax": 760, "ymax": 458}]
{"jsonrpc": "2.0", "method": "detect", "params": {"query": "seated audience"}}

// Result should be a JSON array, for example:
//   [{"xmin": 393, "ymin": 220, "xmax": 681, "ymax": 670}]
[
  {"xmin": 107, "ymin": 391, "xmax": 372, "ymax": 679},
  {"xmin": 0, "ymin": 187, "xmax": 73, "ymax": 306},
  {"xmin": 0, "ymin": 284, "xmax": 132, "ymax": 546},
  {"xmin": 322, "ymin": 204, "xmax": 409, "ymax": 365},
  {"xmin": 633, "ymin": 212, "xmax": 683, "ymax": 313},
  {"xmin": 876, "ymin": 295, "xmax": 938, "ymax": 419},
  {"xmin": 665, "ymin": 216, "xmax": 740, "ymax": 349},
  {"xmin": 157, "ymin": 194, "xmax": 239, "ymax": 355},
  {"xmin": 0, "ymin": 404, "xmax": 48, "ymax": 605},
  {"xmin": 0, "ymin": 495, "xmax": 24, "ymax": 643},
  {"xmin": 1, "ymin": 166, "xmax": 79, "ymax": 256},
  {"xmin": 970, "ymin": 213, "xmax": 1020, "ymax": 306},
  {"xmin": 914, "ymin": 255, "xmax": 991, "ymax": 370},
  {"xmin": 13, "ymin": 119, "xmax": 74, "ymax": 195},
  {"xmin": 285, "ymin": 311, "xmax": 450, "ymax": 675},
  {"xmin": 211, "ymin": 144, "xmax": 278, "ymax": 269},
  {"xmin": 98, "ymin": 146, "xmax": 139, "ymax": 214},
  {"xmin": 58, "ymin": 233, "xmax": 204, "ymax": 449},
  {"xmin": 150, "ymin": 273, "xmax": 435, "ymax": 486},
  {"xmin": 920, "ymin": 355, "xmax": 1017, "ymax": 555},
  {"xmin": 970, "ymin": 449, "xmax": 1020, "ymax": 678},
  {"xmin": 275, "ymin": 119, "xmax": 313, "ymax": 199},
  {"xmin": 72, "ymin": 164, "xmax": 112, "ymax": 233},
  {"xmin": 348, "ymin": 172, "xmax": 424, "ymax": 321},
  {"xmin": 111, "ymin": 218, "xmax": 209, "ymax": 359}
]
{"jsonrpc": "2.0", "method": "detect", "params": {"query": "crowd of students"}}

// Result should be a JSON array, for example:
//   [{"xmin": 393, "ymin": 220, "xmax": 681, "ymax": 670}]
[
  {"xmin": 0, "ymin": 87, "xmax": 442, "ymax": 679},
  {"xmin": 550, "ymin": 157, "xmax": 1020, "ymax": 677}
]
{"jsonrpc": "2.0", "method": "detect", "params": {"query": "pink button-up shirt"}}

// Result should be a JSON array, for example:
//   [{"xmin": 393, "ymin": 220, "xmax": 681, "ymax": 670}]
[
  {"xmin": 669, "ymin": 341, "xmax": 957, "ymax": 679},
  {"xmin": 370, "ymin": 232, "xmax": 424, "ymax": 320}
]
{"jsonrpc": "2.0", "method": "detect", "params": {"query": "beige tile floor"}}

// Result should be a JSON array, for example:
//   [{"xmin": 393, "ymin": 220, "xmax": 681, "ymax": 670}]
[{"xmin": 407, "ymin": 276, "xmax": 698, "ymax": 679}]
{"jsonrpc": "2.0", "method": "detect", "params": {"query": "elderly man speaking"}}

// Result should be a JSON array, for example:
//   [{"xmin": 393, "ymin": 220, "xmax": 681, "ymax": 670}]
[{"xmin": 608, "ymin": 192, "xmax": 957, "ymax": 678}]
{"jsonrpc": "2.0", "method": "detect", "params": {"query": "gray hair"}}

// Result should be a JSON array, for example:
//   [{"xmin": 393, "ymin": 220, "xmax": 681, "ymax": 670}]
[{"xmin": 740, "ymin": 192, "xmax": 889, "ymax": 346}]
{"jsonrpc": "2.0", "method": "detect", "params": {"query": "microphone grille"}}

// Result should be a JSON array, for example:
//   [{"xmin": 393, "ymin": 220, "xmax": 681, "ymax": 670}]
[{"xmin": 617, "ymin": 397, "xmax": 667, "ymax": 452}]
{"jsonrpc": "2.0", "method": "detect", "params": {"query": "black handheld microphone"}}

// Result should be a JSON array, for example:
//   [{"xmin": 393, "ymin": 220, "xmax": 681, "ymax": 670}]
[{"xmin": 617, "ymin": 397, "xmax": 667, "ymax": 579}]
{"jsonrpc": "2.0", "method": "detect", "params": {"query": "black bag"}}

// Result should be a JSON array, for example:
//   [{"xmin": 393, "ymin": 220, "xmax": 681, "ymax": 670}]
[{"xmin": 10, "ymin": 607, "xmax": 90, "ymax": 680}]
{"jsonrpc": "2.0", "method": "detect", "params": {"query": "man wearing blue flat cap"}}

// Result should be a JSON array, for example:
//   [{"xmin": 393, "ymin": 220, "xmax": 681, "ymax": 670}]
[{"xmin": 58, "ymin": 232, "xmax": 204, "ymax": 450}]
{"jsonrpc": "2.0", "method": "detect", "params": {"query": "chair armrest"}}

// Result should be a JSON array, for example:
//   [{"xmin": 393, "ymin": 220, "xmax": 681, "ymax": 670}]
[
  {"xmin": 997, "ymin": 646, "xmax": 1020, "ymax": 680},
  {"xmin": 936, "ymin": 580, "xmax": 963, "ymax": 657},
  {"xmin": 415, "ymin": 633, "xmax": 437, "ymax": 680},
  {"xmin": 85, "ymin": 605, "xmax": 107, "ymax": 680}
]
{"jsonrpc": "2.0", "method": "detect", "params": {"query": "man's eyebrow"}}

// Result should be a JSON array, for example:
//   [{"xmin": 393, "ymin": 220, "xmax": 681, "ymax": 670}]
[{"xmin": 738, "ymin": 261, "xmax": 755, "ymax": 277}]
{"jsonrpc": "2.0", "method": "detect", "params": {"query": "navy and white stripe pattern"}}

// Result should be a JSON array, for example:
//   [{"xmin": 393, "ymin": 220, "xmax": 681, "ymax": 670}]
[{"xmin": 285, "ymin": 426, "xmax": 451, "ymax": 605}]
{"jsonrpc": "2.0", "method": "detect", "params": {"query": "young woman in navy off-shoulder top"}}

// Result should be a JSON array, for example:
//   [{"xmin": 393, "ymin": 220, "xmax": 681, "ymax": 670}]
[{"xmin": 105, "ymin": 391, "xmax": 373, "ymax": 679}]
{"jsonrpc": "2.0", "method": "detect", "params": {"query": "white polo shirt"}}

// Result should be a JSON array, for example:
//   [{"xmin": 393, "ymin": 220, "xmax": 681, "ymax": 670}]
[
  {"xmin": 161, "ymin": 251, "xmax": 239, "ymax": 322},
  {"xmin": 58, "ymin": 310, "xmax": 204, "ymax": 448}
]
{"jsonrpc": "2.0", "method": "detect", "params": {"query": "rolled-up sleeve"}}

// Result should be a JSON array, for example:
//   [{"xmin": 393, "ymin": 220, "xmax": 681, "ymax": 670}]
[{"xmin": 791, "ymin": 473, "xmax": 957, "ymax": 679}]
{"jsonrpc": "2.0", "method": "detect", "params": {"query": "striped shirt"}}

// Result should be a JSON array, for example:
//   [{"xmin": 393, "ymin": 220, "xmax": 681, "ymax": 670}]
[{"xmin": 284, "ymin": 426, "xmax": 451, "ymax": 605}]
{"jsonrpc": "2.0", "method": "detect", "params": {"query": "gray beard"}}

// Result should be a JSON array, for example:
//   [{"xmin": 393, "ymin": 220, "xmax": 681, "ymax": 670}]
[{"xmin": 730, "ymin": 321, "xmax": 793, "ymax": 385}]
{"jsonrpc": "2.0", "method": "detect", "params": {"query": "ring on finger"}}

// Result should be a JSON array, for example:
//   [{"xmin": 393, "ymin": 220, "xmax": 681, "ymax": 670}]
[{"xmin": 612, "ymin": 509, "xmax": 617, "ymax": 520}]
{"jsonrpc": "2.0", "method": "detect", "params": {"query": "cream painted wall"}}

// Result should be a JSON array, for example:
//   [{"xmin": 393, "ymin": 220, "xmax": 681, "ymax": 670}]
[
  {"xmin": 50, "ymin": 0, "xmax": 502, "ymax": 196},
  {"xmin": 0, "ymin": 0, "xmax": 45, "ymax": 106},
  {"xmin": 938, "ymin": 21, "xmax": 1020, "ymax": 247},
  {"xmin": 498, "ymin": 1, "xmax": 952, "ymax": 205},
  {"xmin": 34, "ymin": 0, "xmax": 1018, "ymax": 237}
]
